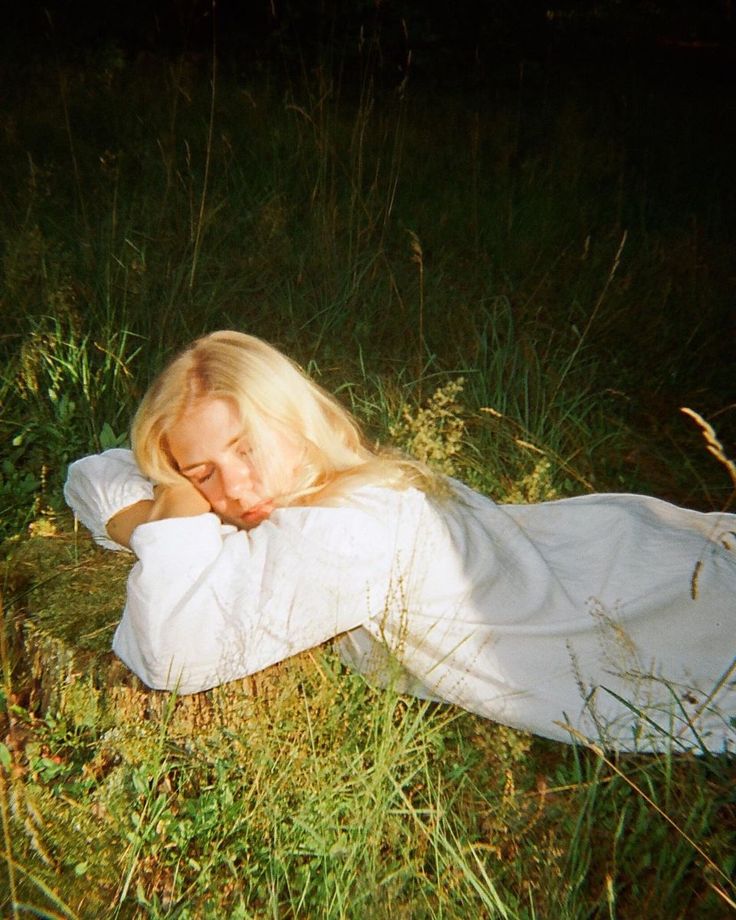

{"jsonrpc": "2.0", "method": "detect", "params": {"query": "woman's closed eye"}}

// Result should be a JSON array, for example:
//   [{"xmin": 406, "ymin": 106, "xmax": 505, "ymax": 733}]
[{"xmin": 188, "ymin": 466, "xmax": 213, "ymax": 485}]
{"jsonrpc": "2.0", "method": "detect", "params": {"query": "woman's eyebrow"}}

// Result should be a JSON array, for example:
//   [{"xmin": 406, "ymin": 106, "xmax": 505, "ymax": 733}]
[{"xmin": 179, "ymin": 435, "xmax": 244, "ymax": 473}]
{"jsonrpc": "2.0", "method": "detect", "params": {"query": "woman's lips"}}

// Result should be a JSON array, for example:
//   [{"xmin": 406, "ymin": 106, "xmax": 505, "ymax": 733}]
[{"xmin": 240, "ymin": 501, "xmax": 274, "ymax": 527}]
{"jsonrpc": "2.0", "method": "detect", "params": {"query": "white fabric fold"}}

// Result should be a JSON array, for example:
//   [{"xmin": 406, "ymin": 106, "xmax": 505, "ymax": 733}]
[
  {"xmin": 64, "ymin": 453, "xmax": 736, "ymax": 753},
  {"xmin": 64, "ymin": 449, "xmax": 155, "ymax": 550}
]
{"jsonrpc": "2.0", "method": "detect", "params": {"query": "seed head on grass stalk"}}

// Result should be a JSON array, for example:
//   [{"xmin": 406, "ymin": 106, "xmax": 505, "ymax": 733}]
[{"xmin": 680, "ymin": 407, "xmax": 736, "ymax": 494}]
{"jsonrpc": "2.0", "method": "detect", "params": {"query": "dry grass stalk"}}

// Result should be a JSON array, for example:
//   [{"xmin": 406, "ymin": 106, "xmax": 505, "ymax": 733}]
[{"xmin": 680, "ymin": 407, "xmax": 736, "ymax": 490}]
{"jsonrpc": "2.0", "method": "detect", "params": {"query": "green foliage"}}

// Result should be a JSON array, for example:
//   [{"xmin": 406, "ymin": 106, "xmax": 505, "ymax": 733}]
[
  {"xmin": 0, "ymin": 314, "xmax": 137, "ymax": 539},
  {"xmin": 390, "ymin": 378, "xmax": 468, "ymax": 476}
]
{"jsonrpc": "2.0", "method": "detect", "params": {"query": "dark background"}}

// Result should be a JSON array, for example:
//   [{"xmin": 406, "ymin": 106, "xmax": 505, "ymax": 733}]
[{"xmin": 4, "ymin": 1, "xmax": 736, "ymax": 86}]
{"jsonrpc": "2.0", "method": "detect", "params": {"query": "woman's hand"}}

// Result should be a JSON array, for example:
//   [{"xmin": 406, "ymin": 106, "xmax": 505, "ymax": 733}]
[
  {"xmin": 106, "ymin": 480, "xmax": 211, "ymax": 549},
  {"xmin": 148, "ymin": 481, "xmax": 212, "ymax": 523}
]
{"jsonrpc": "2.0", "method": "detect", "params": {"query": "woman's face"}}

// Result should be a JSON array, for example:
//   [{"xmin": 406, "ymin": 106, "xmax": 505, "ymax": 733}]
[{"xmin": 165, "ymin": 397, "xmax": 303, "ymax": 528}]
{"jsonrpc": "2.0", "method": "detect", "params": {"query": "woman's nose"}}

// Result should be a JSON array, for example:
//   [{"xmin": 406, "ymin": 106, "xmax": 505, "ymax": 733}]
[{"xmin": 220, "ymin": 463, "xmax": 252, "ymax": 498}]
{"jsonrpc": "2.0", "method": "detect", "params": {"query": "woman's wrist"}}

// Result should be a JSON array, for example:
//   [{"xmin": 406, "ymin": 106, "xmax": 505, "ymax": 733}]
[{"xmin": 106, "ymin": 500, "xmax": 156, "ymax": 549}]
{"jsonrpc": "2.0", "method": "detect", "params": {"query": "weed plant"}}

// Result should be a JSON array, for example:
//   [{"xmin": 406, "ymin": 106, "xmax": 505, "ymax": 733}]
[{"xmin": 0, "ymin": 47, "xmax": 734, "ymax": 917}]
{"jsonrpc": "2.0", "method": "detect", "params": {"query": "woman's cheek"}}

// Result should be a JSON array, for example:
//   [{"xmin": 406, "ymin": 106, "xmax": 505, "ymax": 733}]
[{"xmin": 196, "ymin": 482, "xmax": 219, "ymax": 507}]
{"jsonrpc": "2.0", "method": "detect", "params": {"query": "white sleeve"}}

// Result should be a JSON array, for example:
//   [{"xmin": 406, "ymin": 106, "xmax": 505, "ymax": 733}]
[
  {"xmin": 63, "ymin": 449, "xmax": 155, "ymax": 551},
  {"xmin": 112, "ymin": 502, "xmax": 396, "ymax": 693}
]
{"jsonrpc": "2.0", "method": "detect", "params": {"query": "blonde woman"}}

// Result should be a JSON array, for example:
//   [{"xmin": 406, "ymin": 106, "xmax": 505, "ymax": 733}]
[{"xmin": 64, "ymin": 331, "xmax": 736, "ymax": 753}]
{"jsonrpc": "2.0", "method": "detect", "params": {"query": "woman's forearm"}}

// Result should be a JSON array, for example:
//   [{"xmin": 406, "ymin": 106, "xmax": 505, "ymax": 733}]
[{"xmin": 112, "ymin": 502, "xmax": 383, "ymax": 693}]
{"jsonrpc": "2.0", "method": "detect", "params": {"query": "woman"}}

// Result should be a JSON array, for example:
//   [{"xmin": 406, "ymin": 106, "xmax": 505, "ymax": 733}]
[{"xmin": 64, "ymin": 331, "xmax": 736, "ymax": 753}]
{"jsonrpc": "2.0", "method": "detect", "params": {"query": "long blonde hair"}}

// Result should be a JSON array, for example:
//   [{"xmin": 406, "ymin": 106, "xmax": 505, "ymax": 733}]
[{"xmin": 131, "ymin": 331, "xmax": 445, "ymax": 507}]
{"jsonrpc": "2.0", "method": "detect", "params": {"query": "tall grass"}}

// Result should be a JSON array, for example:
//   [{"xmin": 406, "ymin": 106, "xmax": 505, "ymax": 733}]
[
  {"xmin": 0, "ymin": 48, "xmax": 734, "ymax": 917},
  {"xmin": 2, "ymin": 52, "xmax": 733, "ymax": 529}
]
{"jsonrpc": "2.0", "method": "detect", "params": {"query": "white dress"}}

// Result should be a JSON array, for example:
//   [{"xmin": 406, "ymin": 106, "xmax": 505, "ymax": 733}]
[{"xmin": 64, "ymin": 451, "xmax": 736, "ymax": 754}]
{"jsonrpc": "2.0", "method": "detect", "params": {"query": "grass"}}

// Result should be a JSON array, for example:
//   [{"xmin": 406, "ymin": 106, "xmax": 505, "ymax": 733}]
[
  {"xmin": 1, "ymin": 554, "xmax": 734, "ymax": 918},
  {"xmin": 2, "ymin": 532, "xmax": 734, "ymax": 919},
  {"xmin": 0, "ymin": 43, "xmax": 734, "ymax": 917}
]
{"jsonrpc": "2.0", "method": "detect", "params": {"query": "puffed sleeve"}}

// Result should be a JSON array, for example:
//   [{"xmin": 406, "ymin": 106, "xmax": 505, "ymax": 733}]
[
  {"xmin": 63, "ymin": 449, "xmax": 155, "ymax": 551},
  {"xmin": 112, "ymin": 499, "xmax": 398, "ymax": 693}
]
